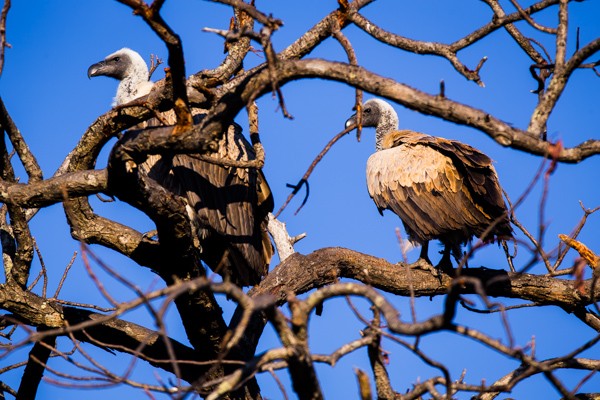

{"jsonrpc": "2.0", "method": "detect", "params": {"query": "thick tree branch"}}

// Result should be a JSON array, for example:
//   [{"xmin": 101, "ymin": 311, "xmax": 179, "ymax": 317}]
[
  {"xmin": 117, "ymin": 0, "xmax": 191, "ymax": 131},
  {"xmin": 259, "ymin": 248, "xmax": 595, "ymax": 306},
  {"xmin": 233, "ymin": 247, "xmax": 597, "ymax": 361},
  {"xmin": 528, "ymin": 37, "xmax": 600, "ymax": 135},
  {"xmin": 257, "ymin": 59, "xmax": 599, "ymax": 162},
  {"xmin": 0, "ymin": 169, "xmax": 107, "ymax": 208},
  {"xmin": 197, "ymin": 7, "xmax": 254, "ymax": 87},
  {"xmin": 192, "ymin": 58, "xmax": 596, "ymax": 166},
  {"xmin": 0, "ymin": 281, "xmax": 225, "ymax": 384}
]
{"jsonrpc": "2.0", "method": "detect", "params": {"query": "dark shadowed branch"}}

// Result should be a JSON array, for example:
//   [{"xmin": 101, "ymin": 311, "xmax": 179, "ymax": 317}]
[
  {"xmin": 15, "ymin": 331, "xmax": 56, "ymax": 399},
  {"xmin": 0, "ymin": 128, "xmax": 34, "ymax": 287},
  {"xmin": 0, "ymin": 98, "xmax": 42, "ymax": 182},
  {"xmin": 117, "ymin": 0, "xmax": 192, "ymax": 132}
]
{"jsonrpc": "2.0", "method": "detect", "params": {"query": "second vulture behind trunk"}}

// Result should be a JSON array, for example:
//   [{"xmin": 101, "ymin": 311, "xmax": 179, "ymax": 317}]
[
  {"xmin": 88, "ymin": 48, "xmax": 274, "ymax": 287},
  {"xmin": 346, "ymin": 98, "xmax": 513, "ymax": 269}
]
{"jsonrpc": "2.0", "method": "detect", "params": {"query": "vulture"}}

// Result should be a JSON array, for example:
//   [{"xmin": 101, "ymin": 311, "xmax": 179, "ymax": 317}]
[
  {"xmin": 88, "ymin": 48, "xmax": 274, "ymax": 286},
  {"xmin": 346, "ymin": 98, "xmax": 512, "ymax": 268}
]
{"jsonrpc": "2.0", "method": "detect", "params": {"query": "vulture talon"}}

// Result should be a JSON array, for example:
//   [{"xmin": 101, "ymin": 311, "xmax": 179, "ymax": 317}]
[
  {"xmin": 411, "ymin": 258, "xmax": 437, "ymax": 274},
  {"xmin": 435, "ymin": 260, "xmax": 456, "ymax": 279},
  {"xmin": 142, "ymin": 229, "xmax": 158, "ymax": 240}
]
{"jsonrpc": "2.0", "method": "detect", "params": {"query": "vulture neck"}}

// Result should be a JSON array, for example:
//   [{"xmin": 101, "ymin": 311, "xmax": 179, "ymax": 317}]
[
  {"xmin": 116, "ymin": 66, "xmax": 151, "ymax": 106},
  {"xmin": 374, "ymin": 108, "xmax": 399, "ymax": 152}
]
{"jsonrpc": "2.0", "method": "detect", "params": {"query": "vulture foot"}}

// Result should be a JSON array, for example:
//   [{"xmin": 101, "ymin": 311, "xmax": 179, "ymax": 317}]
[
  {"xmin": 411, "ymin": 258, "xmax": 436, "ymax": 273},
  {"xmin": 142, "ymin": 229, "xmax": 158, "ymax": 240}
]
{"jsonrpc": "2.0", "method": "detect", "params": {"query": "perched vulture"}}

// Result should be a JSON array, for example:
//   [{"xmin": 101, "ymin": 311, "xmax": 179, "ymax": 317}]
[
  {"xmin": 88, "ymin": 48, "xmax": 274, "ymax": 286},
  {"xmin": 346, "ymin": 99, "xmax": 512, "ymax": 268}
]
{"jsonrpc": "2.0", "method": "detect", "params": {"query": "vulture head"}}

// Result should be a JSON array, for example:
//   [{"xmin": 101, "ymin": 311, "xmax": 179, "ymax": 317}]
[
  {"xmin": 345, "ymin": 99, "xmax": 399, "ymax": 151},
  {"xmin": 88, "ymin": 48, "xmax": 154, "ymax": 106}
]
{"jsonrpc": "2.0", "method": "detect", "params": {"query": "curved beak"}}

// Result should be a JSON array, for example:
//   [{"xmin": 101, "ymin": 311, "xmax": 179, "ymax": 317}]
[
  {"xmin": 87, "ymin": 61, "xmax": 107, "ymax": 79},
  {"xmin": 345, "ymin": 113, "xmax": 357, "ymax": 129},
  {"xmin": 345, "ymin": 111, "xmax": 363, "ymax": 142}
]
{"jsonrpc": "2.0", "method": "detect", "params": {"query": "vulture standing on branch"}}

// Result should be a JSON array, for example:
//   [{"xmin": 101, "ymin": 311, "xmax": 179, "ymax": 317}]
[
  {"xmin": 88, "ymin": 48, "xmax": 274, "ymax": 286},
  {"xmin": 345, "ymin": 99, "xmax": 513, "ymax": 268}
]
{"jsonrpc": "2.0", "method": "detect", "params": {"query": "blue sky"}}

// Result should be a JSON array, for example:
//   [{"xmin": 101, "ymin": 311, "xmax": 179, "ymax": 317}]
[{"xmin": 1, "ymin": 1, "xmax": 600, "ymax": 399}]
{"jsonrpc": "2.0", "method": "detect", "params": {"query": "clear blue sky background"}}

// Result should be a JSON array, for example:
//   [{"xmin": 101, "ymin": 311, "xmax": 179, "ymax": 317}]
[{"xmin": 1, "ymin": 1, "xmax": 600, "ymax": 399}]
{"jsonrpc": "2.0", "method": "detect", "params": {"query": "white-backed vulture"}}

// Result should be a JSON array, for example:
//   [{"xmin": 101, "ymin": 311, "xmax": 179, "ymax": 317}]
[
  {"xmin": 346, "ymin": 98, "xmax": 513, "ymax": 268},
  {"xmin": 88, "ymin": 48, "xmax": 273, "ymax": 286}
]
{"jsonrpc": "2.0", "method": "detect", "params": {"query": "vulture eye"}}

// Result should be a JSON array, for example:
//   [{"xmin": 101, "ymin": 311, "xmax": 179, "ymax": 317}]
[
  {"xmin": 113, "ymin": 57, "xmax": 121, "ymax": 62},
  {"xmin": 364, "ymin": 108, "xmax": 371, "ymax": 114}
]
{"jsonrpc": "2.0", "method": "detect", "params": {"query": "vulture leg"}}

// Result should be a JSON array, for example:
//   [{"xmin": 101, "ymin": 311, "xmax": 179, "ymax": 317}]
[
  {"xmin": 418, "ymin": 241, "xmax": 432, "ymax": 265},
  {"xmin": 436, "ymin": 245, "xmax": 455, "ymax": 275}
]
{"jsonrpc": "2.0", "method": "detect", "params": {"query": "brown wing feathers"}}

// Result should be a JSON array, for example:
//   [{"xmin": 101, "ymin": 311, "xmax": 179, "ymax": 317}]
[
  {"xmin": 149, "ymin": 120, "xmax": 273, "ymax": 287},
  {"xmin": 167, "ymin": 150, "xmax": 273, "ymax": 286},
  {"xmin": 429, "ymin": 138, "xmax": 512, "ymax": 240}
]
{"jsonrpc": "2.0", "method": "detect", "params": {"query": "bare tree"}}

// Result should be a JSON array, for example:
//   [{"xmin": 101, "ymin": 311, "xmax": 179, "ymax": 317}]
[{"xmin": 0, "ymin": 1, "xmax": 599, "ymax": 399}]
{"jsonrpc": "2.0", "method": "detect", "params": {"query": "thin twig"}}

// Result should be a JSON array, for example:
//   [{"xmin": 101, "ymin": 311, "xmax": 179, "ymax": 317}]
[
  {"xmin": 331, "ymin": 17, "xmax": 363, "ymax": 141},
  {"xmin": 509, "ymin": 0, "xmax": 557, "ymax": 33},
  {"xmin": 275, "ymin": 125, "xmax": 354, "ymax": 217},
  {"xmin": 208, "ymin": 0, "xmax": 283, "ymax": 30},
  {"xmin": 80, "ymin": 244, "xmax": 118, "ymax": 307},
  {"xmin": 148, "ymin": 54, "xmax": 163, "ymax": 79},
  {"xmin": 53, "ymin": 252, "xmax": 77, "ymax": 298}
]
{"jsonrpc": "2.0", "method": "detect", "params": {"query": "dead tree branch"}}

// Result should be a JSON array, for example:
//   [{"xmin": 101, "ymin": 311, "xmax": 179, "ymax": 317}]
[
  {"xmin": 15, "ymin": 331, "xmax": 56, "ymax": 399},
  {"xmin": 0, "ymin": 0, "xmax": 9, "ymax": 77},
  {"xmin": 117, "ymin": 0, "xmax": 192, "ymax": 132}
]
